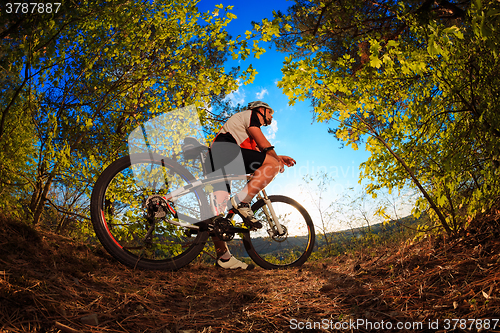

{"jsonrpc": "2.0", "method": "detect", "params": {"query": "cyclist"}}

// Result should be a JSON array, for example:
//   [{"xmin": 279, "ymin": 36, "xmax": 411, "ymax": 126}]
[{"xmin": 208, "ymin": 101, "xmax": 296, "ymax": 269}]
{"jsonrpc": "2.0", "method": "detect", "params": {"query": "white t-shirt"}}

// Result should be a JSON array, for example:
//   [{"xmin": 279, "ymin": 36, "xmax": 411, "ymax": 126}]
[{"xmin": 213, "ymin": 110, "xmax": 262, "ymax": 150}]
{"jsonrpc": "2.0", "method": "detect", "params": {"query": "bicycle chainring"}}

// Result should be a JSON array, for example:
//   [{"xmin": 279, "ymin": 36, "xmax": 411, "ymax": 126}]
[{"xmin": 212, "ymin": 216, "xmax": 235, "ymax": 241}]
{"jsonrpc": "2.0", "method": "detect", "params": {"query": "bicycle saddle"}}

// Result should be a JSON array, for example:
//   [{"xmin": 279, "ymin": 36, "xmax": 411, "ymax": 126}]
[{"xmin": 182, "ymin": 137, "xmax": 208, "ymax": 160}]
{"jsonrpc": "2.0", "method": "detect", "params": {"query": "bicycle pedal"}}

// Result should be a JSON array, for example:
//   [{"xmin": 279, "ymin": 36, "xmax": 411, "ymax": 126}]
[
  {"xmin": 227, "ymin": 225, "xmax": 250, "ymax": 233},
  {"xmin": 244, "ymin": 219, "xmax": 263, "ymax": 230}
]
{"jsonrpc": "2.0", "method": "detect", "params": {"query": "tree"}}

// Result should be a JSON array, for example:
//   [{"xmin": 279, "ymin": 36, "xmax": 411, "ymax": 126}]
[
  {"xmin": 300, "ymin": 172, "xmax": 337, "ymax": 256},
  {"xmin": 1, "ymin": 0, "xmax": 258, "ymax": 226},
  {"xmin": 255, "ymin": 0, "xmax": 500, "ymax": 235}
]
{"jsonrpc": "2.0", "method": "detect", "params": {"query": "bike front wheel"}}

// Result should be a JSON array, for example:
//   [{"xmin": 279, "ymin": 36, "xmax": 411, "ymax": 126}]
[
  {"xmin": 243, "ymin": 195, "xmax": 315, "ymax": 269},
  {"xmin": 90, "ymin": 153, "xmax": 210, "ymax": 271}
]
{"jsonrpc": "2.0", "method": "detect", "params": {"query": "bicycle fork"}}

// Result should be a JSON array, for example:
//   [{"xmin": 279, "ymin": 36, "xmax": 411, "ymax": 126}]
[{"xmin": 256, "ymin": 189, "xmax": 285, "ymax": 237}]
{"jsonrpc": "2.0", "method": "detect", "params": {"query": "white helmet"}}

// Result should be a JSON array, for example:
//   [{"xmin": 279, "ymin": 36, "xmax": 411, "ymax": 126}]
[
  {"xmin": 247, "ymin": 101, "xmax": 274, "ymax": 114},
  {"xmin": 247, "ymin": 101, "xmax": 274, "ymax": 126}
]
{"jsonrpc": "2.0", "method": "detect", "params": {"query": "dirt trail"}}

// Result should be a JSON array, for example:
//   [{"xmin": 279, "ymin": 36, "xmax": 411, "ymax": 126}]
[{"xmin": 1, "ymin": 214, "xmax": 500, "ymax": 332}]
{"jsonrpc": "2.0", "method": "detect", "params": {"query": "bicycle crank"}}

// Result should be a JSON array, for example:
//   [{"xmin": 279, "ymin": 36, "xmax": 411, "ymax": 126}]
[
  {"xmin": 209, "ymin": 216, "xmax": 250, "ymax": 241},
  {"xmin": 212, "ymin": 216, "xmax": 235, "ymax": 241}
]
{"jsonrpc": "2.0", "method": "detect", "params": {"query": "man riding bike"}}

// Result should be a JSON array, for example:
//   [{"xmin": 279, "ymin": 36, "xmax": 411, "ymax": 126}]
[{"xmin": 208, "ymin": 101, "xmax": 296, "ymax": 269}]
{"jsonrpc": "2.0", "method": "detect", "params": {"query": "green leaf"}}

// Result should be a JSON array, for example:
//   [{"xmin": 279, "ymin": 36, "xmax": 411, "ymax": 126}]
[{"xmin": 370, "ymin": 56, "xmax": 383, "ymax": 68}]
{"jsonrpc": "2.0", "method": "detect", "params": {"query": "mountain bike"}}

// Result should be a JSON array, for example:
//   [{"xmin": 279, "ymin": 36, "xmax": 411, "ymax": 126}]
[{"xmin": 90, "ymin": 108, "xmax": 315, "ymax": 271}]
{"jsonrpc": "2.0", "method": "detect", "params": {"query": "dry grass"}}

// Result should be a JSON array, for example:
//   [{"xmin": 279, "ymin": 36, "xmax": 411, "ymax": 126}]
[{"xmin": 1, "ymin": 210, "xmax": 500, "ymax": 333}]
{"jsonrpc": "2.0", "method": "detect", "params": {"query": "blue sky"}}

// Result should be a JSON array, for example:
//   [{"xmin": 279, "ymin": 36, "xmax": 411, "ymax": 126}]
[{"xmin": 196, "ymin": 0, "xmax": 413, "ymax": 229}]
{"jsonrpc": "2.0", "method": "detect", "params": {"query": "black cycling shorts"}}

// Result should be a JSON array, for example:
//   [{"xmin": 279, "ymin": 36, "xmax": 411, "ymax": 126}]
[{"xmin": 207, "ymin": 142, "xmax": 266, "ymax": 193}]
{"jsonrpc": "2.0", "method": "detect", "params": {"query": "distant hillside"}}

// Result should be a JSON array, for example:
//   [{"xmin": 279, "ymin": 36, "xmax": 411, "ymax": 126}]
[
  {"xmin": 227, "ymin": 214, "xmax": 427, "ymax": 259},
  {"xmin": 318, "ymin": 214, "xmax": 426, "ymax": 244}
]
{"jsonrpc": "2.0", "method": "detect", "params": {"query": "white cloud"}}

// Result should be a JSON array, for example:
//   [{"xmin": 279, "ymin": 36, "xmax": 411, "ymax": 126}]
[
  {"xmin": 265, "ymin": 119, "xmax": 278, "ymax": 142},
  {"xmin": 256, "ymin": 88, "xmax": 268, "ymax": 100},
  {"xmin": 224, "ymin": 86, "xmax": 246, "ymax": 107}
]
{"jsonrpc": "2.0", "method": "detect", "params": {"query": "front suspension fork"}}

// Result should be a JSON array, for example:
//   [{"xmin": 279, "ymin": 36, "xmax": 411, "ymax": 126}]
[{"xmin": 256, "ymin": 189, "xmax": 284, "ymax": 236}]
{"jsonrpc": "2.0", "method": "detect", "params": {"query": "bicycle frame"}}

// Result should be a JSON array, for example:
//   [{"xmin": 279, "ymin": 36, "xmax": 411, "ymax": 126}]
[{"xmin": 160, "ymin": 170, "xmax": 283, "ymax": 236}]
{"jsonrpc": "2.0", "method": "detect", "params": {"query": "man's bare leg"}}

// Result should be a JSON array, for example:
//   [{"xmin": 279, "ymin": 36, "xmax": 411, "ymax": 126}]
[
  {"xmin": 212, "ymin": 191, "xmax": 231, "ymax": 258},
  {"xmin": 212, "ymin": 155, "xmax": 279, "ymax": 256},
  {"xmin": 236, "ymin": 154, "xmax": 281, "ymax": 203},
  {"xmin": 213, "ymin": 237, "xmax": 230, "ymax": 258},
  {"xmin": 214, "ymin": 191, "xmax": 230, "ymax": 215}
]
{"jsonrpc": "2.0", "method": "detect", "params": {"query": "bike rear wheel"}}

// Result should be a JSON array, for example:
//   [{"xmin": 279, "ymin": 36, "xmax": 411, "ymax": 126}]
[
  {"xmin": 243, "ymin": 195, "xmax": 315, "ymax": 269},
  {"xmin": 90, "ymin": 153, "xmax": 210, "ymax": 270}
]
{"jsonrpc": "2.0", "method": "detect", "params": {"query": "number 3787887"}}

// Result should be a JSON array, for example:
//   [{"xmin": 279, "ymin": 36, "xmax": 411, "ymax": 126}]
[{"xmin": 5, "ymin": 3, "xmax": 62, "ymax": 14}]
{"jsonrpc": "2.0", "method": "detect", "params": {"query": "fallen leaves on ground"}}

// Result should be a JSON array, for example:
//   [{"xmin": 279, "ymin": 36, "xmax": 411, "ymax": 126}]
[{"xmin": 1, "ymin": 211, "xmax": 500, "ymax": 332}]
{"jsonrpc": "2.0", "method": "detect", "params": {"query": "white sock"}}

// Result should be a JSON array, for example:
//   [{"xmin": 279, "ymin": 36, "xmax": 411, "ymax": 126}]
[{"xmin": 219, "ymin": 250, "xmax": 231, "ymax": 260}]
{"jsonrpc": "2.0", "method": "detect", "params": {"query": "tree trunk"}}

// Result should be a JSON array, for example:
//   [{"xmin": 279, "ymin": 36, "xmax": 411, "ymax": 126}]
[
  {"xmin": 354, "ymin": 113, "xmax": 453, "ymax": 235},
  {"xmin": 32, "ymin": 175, "xmax": 53, "ymax": 225}
]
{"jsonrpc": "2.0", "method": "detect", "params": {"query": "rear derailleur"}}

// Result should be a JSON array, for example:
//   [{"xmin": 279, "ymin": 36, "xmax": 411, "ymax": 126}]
[
  {"xmin": 143, "ymin": 195, "xmax": 175, "ymax": 219},
  {"xmin": 142, "ymin": 195, "xmax": 175, "ymax": 246}
]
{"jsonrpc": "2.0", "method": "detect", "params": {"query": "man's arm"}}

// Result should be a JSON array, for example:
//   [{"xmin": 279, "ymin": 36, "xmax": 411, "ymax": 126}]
[
  {"xmin": 248, "ymin": 127, "xmax": 278, "ymax": 157},
  {"xmin": 247, "ymin": 127, "xmax": 296, "ymax": 170}
]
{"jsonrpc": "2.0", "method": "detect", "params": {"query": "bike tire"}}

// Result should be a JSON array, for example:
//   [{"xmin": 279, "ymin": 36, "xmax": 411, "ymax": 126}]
[
  {"xmin": 243, "ymin": 195, "xmax": 315, "ymax": 269},
  {"xmin": 90, "ymin": 153, "xmax": 210, "ymax": 271}
]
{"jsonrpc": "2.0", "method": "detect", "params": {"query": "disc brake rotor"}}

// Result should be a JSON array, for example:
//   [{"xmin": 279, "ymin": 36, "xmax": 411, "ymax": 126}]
[{"xmin": 269, "ymin": 225, "xmax": 288, "ymax": 242}]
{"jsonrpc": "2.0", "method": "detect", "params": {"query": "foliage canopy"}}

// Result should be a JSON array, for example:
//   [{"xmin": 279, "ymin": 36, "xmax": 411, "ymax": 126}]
[
  {"xmin": 258, "ymin": 0, "xmax": 500, "ymax": 234},
  {"xmin": 0, "ymin": 0, "xmax": 258, "ymax": 228}
]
